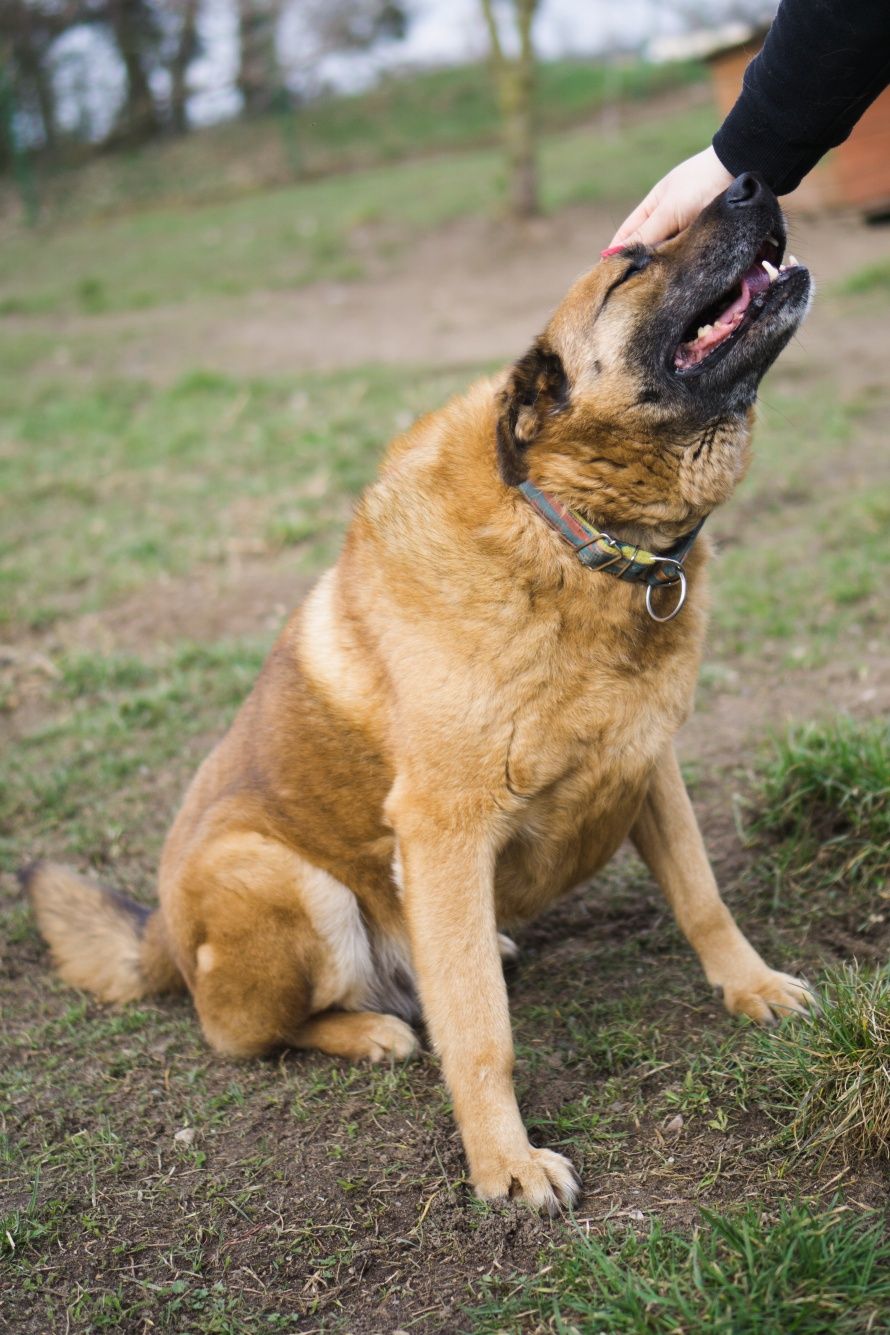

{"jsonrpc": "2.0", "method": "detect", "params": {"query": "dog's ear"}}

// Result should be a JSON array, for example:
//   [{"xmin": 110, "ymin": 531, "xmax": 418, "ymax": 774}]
[{"xmin": 496, "ymin": 339, "xmax": 569, "ymax": 485}]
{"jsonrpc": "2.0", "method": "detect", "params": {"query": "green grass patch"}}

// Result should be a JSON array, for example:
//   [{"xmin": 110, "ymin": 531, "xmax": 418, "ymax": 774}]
[
  {"xmin": 753, "ymin": 965, "xmax": 890, "ymax": 1162},
  {"xmin": 0, "ymin": 641, "xmax": 265, "ymax": 874},
  {"xmin": 837, "ymin": 257, "xmax": 890, "ymax": 297},
  {"xmin": 472, "ymin": 1202, "xmax": 890, "ymax": 1334},
  {"xmin": 0, "ymin": 360, "xmax": 474, "ymax": 630},
  {"xmin": 754, "ymin": 717, "xmax": 890, "ymax": 893},
  {"xmin": 709, "ymin": 390, "xmax": 890, "ymax": 663},
  {"xmin": 278, "ymin": 56, "xmax": 706, "ymax": 180}
]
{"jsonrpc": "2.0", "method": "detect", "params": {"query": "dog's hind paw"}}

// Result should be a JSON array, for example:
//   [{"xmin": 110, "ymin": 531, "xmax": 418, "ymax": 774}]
[{"xmin": 294, "ymin": 1010, "xmax": 418, "ymax": 1062}]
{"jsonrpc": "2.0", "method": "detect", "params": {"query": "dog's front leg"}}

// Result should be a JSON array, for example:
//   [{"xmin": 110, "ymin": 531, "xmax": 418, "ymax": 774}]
[
  {"xmin": 391, "ymin": 790, "xmax": 579, "ymax": 1213},
  {"xmin": 631, "ymin": 743, "xmax": 814, "ymax": 1025}
]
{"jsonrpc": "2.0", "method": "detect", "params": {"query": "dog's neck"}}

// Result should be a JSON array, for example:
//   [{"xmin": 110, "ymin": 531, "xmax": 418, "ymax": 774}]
[
  {"xmin": 522, "ymin": 479, "xmax": 707, "ymax": 555},
  {"xmin": 572, "ymin": 507, "xmax": 700, "ymax": 554}
]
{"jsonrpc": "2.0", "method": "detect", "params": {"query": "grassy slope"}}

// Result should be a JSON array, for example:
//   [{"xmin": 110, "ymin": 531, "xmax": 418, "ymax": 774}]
[
  {"xmin": 0, "ymin": 101, "xmax": 716, "ymax": 316},
  {"xmin": 2, "ymin": 78, "xmax": 889, "ymax": 1335},
  {"xmin": 1, "ymin": 57, "xmax": 705, "ymax": 225}
]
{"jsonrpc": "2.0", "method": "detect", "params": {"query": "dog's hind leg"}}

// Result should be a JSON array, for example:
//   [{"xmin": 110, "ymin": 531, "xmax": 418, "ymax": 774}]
[
  {"xmin": 631, "ymin": 743, "xmax": 815, "ymax": 1026},
  {"xmin": 176, "ymin": 832, "xmax": 417, "ymax": 1060},
  {"xmin": 292, "ymin": 1010, "xmax": 417, "ymax": 1062}
]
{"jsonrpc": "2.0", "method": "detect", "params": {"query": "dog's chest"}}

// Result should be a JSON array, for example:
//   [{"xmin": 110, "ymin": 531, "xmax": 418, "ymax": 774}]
[
  {"xmin": 493, "ymin": 618, "xmax": 697, "ymax": 913},
  {"xmin": 504, "ymin": 618, "xmax": 694, "ymax": 796},
  {"xmin": 506, "ymin": 673, "xmax": 676, "ymax": 844}
]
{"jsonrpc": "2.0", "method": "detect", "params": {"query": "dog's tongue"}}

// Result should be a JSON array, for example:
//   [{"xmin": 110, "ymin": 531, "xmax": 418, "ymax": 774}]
[
  {"xmin": 724, "ymin": 263, "xmax": 766, "ymax": 318},
  {"xmin": 675, "ymin": 260, "xmax": 771, "ymax": 369}
]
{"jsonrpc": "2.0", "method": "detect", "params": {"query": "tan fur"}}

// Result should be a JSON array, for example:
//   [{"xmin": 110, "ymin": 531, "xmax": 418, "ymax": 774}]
[
  {"xmin": 27, "ymin": 865, "xmax": 183, "ymax": 1003},
  {"xmin": 28, "ymin": 199, "xmax": 814, "ymax": 1211}
]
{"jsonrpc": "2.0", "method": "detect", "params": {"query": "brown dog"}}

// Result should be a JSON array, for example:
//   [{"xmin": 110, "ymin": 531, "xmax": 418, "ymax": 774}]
[{"xmin": 28, "ymin": 174, "xmax": 814, "ymax": 1213}]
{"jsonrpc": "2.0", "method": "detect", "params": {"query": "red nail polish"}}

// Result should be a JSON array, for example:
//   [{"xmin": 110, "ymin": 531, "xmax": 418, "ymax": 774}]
[{"xmin": 600, "ymin": 245, "xmax": 624, "ymax": 258}]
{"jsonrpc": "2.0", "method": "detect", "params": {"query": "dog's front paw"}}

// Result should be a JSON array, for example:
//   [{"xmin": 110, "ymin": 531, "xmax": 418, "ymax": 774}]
[
  {"xmin": 472, "ymin": 1145, "xmax": 580, "ymax": 1215},
  {"xmin": 718, "ymin": 967, "xmax": 816, "ymax": 1027}
]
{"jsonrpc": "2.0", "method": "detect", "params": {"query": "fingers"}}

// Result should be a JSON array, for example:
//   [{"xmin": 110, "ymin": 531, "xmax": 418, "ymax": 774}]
[
  {"xmin": 608, "ymin": 190, "xmax": 660, "ymax": 248},
  {"xmin": 614, "ymin": 200, "xmax": 682, "ymax": 249},
  {"xmin": 606, "ymin": 147, "xmax": 736, "ymax": 252}
]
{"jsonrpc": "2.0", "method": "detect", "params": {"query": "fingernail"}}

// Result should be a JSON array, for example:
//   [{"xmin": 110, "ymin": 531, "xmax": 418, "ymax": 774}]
[{"xmin": 600, "ymin": 245, "xmax": 624, "ymax": 258}]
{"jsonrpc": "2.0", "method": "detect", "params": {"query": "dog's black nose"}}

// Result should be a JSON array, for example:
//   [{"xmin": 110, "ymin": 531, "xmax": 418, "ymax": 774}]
[{"xmin": 725, "ymin": 173, "xmax": 769, "ymax": 207}]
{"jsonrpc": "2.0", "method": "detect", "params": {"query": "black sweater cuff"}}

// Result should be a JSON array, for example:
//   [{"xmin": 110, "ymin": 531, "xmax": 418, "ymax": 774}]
[{"xmin": 711, "ymin": 0, "xmax": 890, "ymax": 195}]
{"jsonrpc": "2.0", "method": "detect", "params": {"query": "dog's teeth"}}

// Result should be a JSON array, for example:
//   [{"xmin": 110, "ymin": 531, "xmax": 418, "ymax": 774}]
[
  {"xmin": 697, "ymin": 325, "xmax": 712, "ymax": 339},
  {"xmin": 762, "ymin": 259, "xmax": 779, "ymax": 282},
  {"xmin": 788, "ymin": 254, "xmax": 799, "ymax": 267}
]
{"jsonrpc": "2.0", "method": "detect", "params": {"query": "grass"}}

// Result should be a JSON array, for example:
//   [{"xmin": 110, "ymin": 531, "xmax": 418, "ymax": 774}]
[
  {"xmin": 0, "ymin": 359, "xmax": 474, "ymax": 632},
  {"xmin": 2, "ymin": 353, "xmax": 887, "ymax": 677},
  {"xmin": 707, "ymin": 391, "xmax": 890, "ymax": 664},
  {"xmin": 471, "ymin": 1202, "xmax": 890, "ymax": 1334},
  {"xmin": 838, "ymin": 257, "xmax": 890, "ymax": 297},
  {"xmin": 754, "ymin": 718, "xmax": 890, "ymax": 893},
  {"xmin": 753, "ymin": 965, "xmax": 890, "ymax": 1162},
  {"xmin": 298, "ymin": 56, "xmax": 704, "ymax": 163},
  {"xmin": 0, "ymin": 641, "xmax": 266, "ymax": 875},
  {"xmin": 3, "ymin": 57, "xmax": 706, "ymax": 227},
  {"xmin": 0, "ymin": 99, "xmax": 716, "ymax": 316}
]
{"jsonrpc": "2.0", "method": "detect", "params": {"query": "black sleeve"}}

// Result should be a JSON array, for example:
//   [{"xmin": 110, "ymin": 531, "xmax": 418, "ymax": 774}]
[{"xmin": 712, "ymin": 0, "xmax": 890, "ymax": 194}]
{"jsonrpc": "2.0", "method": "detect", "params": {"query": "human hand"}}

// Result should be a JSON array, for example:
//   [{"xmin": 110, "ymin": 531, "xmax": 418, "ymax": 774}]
[{"xmin": 607, "ymin": 146, "xmax": 735, "ymax": 249}]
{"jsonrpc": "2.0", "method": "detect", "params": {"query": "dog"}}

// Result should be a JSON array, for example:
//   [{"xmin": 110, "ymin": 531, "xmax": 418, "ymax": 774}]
[{"xmin": 27, "ymin": 173, "xmax": 813, "ymax": 1214}]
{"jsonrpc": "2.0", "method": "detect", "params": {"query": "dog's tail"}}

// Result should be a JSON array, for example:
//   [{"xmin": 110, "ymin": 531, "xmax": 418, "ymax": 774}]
[{"xmin": 21, "ymin": 861, "xmax": 185, "ymax": 1003}]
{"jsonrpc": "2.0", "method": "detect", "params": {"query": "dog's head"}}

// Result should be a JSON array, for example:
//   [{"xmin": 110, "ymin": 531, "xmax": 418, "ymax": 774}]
[{"xmin": 497, "ymin": 174, "xmax": 812, "ymax": 532}]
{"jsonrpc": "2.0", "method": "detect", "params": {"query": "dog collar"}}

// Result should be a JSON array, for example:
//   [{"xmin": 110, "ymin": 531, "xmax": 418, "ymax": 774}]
[{"xmin": 518, "ymin": 480, "xmax": 705, "ymax": 622}]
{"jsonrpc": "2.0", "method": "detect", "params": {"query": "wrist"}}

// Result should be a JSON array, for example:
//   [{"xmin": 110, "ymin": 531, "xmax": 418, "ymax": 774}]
[{"xmin": 702, "ymin": 144, "xmax": 734, "ymax": 186}]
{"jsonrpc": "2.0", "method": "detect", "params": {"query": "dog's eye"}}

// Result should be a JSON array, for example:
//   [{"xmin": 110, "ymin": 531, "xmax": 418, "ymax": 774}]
[{"xmin": 615, "ymin": 253, "xmax": 651, "ymax": 286}]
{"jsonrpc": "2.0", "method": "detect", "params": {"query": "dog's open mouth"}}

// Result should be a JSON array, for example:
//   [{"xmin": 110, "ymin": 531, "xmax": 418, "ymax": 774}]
[{"xmin": 673, "ymin": 234, "xmax": 801, "ymax": 375}]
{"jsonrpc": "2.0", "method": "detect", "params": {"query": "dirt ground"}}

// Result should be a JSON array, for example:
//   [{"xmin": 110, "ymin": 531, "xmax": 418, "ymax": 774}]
[{"xmin": 13, "ymin": 201, "xmax": 890, "ymax": 390}]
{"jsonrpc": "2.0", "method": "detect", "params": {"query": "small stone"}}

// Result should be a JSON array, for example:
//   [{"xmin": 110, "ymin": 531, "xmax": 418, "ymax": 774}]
[
  {"xmin": 665, "ymin": 1114, "xmax": 684, "ymax": 1136},
  {"xmin": 174, "ymin": 1126, "xmax": 195, "ymax": 1146}
]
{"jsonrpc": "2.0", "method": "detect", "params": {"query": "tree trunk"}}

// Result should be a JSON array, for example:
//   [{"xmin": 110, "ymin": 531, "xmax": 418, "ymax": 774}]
[
  {"xmin": 108, "ymin": 0, "xmax": 160, "ymax": 142},
  {"xmin": 480, "ymin": 0, "xmax": 539, "ymax": 219},
  {"xmin": 237, "ymin": 0, "xmax": 279, "ymax": 117},
  {"xmin": 30, "ymin": 49, "xmax": 58, "ymax": 150},
  {"xmin": 15, "ymin": 38, "xmax": 58, "ymax": 151},
  {"xmin": 169, "ymin": 0, "xmax": 199, "ymax": 134}
]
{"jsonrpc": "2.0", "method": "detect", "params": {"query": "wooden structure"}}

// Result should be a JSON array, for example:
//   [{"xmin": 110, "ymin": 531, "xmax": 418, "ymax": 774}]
[{"xmin": 706, "ymin": 30, "xmax": 890, "ymax": 217}]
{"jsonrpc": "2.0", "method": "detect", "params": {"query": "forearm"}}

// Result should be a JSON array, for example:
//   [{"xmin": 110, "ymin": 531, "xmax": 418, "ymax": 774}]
[{"xmin": 713, "ymin": 0, "xmax": 890, "ymax": 194}]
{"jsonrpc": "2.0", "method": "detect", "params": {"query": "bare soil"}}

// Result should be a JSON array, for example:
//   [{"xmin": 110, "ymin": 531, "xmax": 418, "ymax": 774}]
[{"xmin": 10, "ymin": 204, "xmax": 890, "ymax": 395}]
